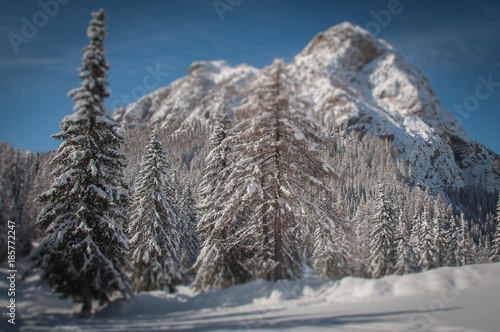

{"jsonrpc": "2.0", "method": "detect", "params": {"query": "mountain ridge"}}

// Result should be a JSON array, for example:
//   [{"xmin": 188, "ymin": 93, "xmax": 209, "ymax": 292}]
[{"xmin": 112, "ymin": 22, "xmax": 500, "ymax": 193}]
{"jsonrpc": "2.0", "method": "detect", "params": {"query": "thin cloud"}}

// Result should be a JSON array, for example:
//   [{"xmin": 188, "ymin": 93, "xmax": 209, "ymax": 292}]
[
  {"xmin": 390, "ymin": 13, "xmax": 500, "ymax": 72},
  {"xmin": 0, "ymin": 57, "xmax": 61, "ymax": 67}
]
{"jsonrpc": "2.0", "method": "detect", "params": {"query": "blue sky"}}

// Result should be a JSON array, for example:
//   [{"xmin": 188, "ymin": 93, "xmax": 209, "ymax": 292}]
[{"xmin": 1, "ymin": 0, "xmax": 499, "ymax": 153}]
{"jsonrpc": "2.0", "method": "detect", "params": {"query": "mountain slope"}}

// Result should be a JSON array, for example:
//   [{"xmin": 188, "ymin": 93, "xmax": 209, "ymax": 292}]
[{"xmin": 113, "ymin": 22, "xmax": 500, "ymax": 193}]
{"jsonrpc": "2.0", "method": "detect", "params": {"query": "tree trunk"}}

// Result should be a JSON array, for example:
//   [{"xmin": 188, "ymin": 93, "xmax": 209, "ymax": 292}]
[
  {"xmin": 81, "ymin": 277, "xmax": 92, "ymax": 315},
  {"xmin": 274, "ymin": 214, "xmax": 283, "ymax": 280},
  {"xmin": 272, "ymin": 63, "xmax": 284, "ymax": 281},
  {"xmin": 168, "ymin": 284, "xmax": 176, "ymax": 294}
]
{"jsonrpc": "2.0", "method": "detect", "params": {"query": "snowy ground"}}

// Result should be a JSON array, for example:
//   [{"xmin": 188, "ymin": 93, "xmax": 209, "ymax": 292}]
[{"xmin": 1, "ymin": 260, "xmax": 499, "ymax": 332}]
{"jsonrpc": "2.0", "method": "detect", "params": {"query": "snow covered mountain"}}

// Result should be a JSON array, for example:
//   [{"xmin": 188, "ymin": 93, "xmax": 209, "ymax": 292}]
[{"xmin": 113, "ymin": 22, "xmax": 500, "ymax": 193}]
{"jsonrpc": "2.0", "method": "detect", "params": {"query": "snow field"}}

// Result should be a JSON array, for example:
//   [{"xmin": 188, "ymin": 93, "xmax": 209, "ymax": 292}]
[{"xmin": 1, "ymin": 261, "xmax": 499, "ymax": 331}]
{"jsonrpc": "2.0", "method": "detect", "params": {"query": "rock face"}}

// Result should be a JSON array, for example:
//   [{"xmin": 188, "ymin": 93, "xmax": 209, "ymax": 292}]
[{"xmin": 113, "ymin": 22, "xmax": 500, "ymax": 193}]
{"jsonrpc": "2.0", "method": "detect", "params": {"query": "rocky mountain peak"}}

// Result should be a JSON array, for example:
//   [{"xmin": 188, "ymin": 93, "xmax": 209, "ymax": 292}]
[
  {"xmin": 113, "ymin": 22, "xmax": 500, "ymax": 193},
  {"xmin": 188, "ymin": 60, "xmax": 232, "ymax": 77},
  {"xmin": 298, "ymin": 22, "xmax": 390, "ymax": 70}
]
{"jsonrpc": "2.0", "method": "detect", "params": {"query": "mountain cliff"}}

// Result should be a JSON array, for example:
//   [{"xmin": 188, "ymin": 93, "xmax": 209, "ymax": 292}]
[{"xmin": 113, "ymin": 22, "xmax": 500, "ymax": 193}]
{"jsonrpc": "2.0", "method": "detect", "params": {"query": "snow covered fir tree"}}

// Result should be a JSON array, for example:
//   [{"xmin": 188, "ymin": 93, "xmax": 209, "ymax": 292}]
[
  {"xmin": 178, "ymin": 184, "xmax": 199, "ymax": 275},
  {"xmin": 367, "ymin": 186, "xmax": 396, "ymax": 278},
  {"xmin": 490, "ymin": 195, "xmax": 500, "ymax": 262},
  {"xmin": 193, "ymin": 109, "xmax": 244, "ymax": 291},
  {"xmin": 393, "ymin": 214, "xmax": 414, "ymax": 275},
  {"xmin": 2, "ymin": 17, "xmax": 500, "ymax": 320},
  {"xmin": 128, "ymin": 126, "xmax": 187, "ymax": 292},
  {"xmin": 27, "ymin": 9, "xmax": 132, "ymax": 314}
]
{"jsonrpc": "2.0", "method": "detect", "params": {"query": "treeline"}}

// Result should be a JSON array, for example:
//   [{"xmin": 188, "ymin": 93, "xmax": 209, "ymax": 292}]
[{"xmin": 0, "ymin": 143, "xmax": 53, "ymax": 261}]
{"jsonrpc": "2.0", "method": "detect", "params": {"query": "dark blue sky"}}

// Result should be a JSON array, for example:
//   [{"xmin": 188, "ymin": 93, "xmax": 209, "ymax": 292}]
[{"xmin": 1, "ymin": 0, "xmax": 499, "ymax": 153}]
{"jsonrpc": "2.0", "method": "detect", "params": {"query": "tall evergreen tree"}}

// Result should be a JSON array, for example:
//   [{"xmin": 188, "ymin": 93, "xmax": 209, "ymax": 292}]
[
  {"xmin": 418, "ymin": 205, "xmax": 437, "ymax": 271},
  {"xmin": 394, "ymin": 213, "xmax": 414, "ymax": 275},
  {"xmin": 368, "ymin": 186, "xmax": 396, "ymax": 278},
  {"xmin": 348, "ymin": 201, "xmax": 372, "ymax": 278},
  {"xmin": 409, "ymin": 218, "xmax": 422, "ymax": 272},
  {"xmin": 170, "ymin": 169, "xmax": 182, "ymax": 202},
  {"xmin": 169, "ymin": 168, "xmax": 199, "ymax": 274},
  {"xmin": 178, "ymin": 183, "xmax": 199, "ymax": 274},
  {"xmin": 408, "ymin": 188, "xmax": 425, "ymax": 272},
  {"xmin": 432, "ymin": 195, "xmax": 448, "ymax": 267},
  {"xmin": 128, "ymin": 127, "xmax": 183, "ymax": 293},
  {"xmin": 444, "ymin": 215, "xmax": 460, "ymax": 267},
  {"xmin": 193, "ymin": 109, "xmax": 245, "ymax": 291},
  {"xmin": 490, "ymin": 195, "xmax": 500, "ymax": 262},
  {"xmin": 457, "ymin": 212, "xmax": 472, "ymax": 266},
  {"xmin": 28, "ymin": 9, "xmax": 132, "ymax": 314},
  {"xmin": 475, "ymin": 234, "xmax": 491, "ymax": 264},
  {"xmin": 312, "ymin": 213, "xmax": 346, "ymax": 279},
  {"xmin": 197, "ymin": 109, "xmax": 230, "ymax": 211}
]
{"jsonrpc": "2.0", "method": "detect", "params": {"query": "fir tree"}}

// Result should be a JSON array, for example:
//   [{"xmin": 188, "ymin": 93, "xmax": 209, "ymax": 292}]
[
  {"xmin": 490, "ymin": 195, "xmax": 500, "ymax": 262},
  {"xmin": 394, "ymin": 213, "xmax": 414, "ymax": 275},
  {"xmin": 193, "ymin": 109, "xmax": 245, "ymax": 291},
  {"xmin": 409, "ymin": 213, "xmax": 422, "ymax": 272},
  {"xmin": 170, "ymin": 169, "xmax": 182, "ymax": 202},
  {"xmin": 128, "ymin": 127, "xmax": 183, "ymax": 293},
  {"xmin": 169, "ymin": 168, "xmax": 199, "ymax": 274},
  {"xmin": 29, "ymin": 9, "xmax": 132, "ymax": 314},
  {"xmin": 408, "ymin": 188, "xmax": 425, "ymax": 272},
  {"xmin": 432, "ymin": 195, "xmax": 448, "ymax": 267},
  {"xmin": 368, "ymin": 186, "xmax": 396, "ymax": 278},
  {"xmin": 444, "ymin": 215, "xmax": 460, "ymax": 267},
  {"xmin": 197, "ymin": 109, "xmax": 230, "ymax": 212},
  {"xmin": 178, "ymin": 184, "xmax": 199, "ymax": 274},
  {"xmin": 312, "ymin": 212, "xmax": 346, "ymax": 279},
  {"xmin": 418, "ymin": 205, "xmax": 437, "ymax": 271},
  {"xmin": 475, "ymin": 234, "xmax": 491, "ymax": 264},
  {"xmin": 348, "ymin": 202, "xmax": 372, "ymax": 278},
  {"xmin": 457, "ymin": 212, "xmax": 472, "ymax": 266}
]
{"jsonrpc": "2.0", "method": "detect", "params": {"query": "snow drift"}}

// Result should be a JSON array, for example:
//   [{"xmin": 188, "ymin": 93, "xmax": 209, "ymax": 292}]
[{"xmin": 2, "ymin": 260, "xmax": 499, "ymax": 331}]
